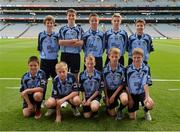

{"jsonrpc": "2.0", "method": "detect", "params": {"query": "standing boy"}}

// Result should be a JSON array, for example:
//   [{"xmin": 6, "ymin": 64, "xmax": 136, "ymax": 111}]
[
  {"xmin": 83, "ymin": 13, "xmax": 105, "ymax": 72},
  {"xmin": 105, "ymin": 13, "xmax": 128, "ymax": 66},
  {"xmin": 103, "ymin": 48, "xmax": 128, "ymax": 120},
  {"xmin": 59, "ymin": 9, "xmax": 84, "ymax": 81},
  {"xmin": 127, "ymin": 19, "xmax": 154, "ymax": 65},
  {"xmin": 45, "ymin": 62, "xmax": 81, "ymax": 123},
  {"xmin": 79, "ymin": 55, "xmax": 101, "ymax": 118},
  {"xmin": 20, "ymin": 56, "xmax": 47, "ymax": 119},
  {"xmin": 126, "ymin": 48, "xmax": 154, "ymax": 121},
  {"xmin": 37, "ymin": 15, "xmax": 59, "ymax": 103}
]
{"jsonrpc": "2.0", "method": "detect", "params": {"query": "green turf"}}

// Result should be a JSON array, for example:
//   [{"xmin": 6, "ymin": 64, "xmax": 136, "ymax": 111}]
[{"xmin": 0, "ymin": 39, "xmax": 180, "ymax": 131}]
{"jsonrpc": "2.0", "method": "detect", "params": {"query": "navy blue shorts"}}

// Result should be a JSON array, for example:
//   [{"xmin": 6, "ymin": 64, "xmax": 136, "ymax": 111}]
[
  {"xmin": 61, "ymin": 53, "xmax": 80, "ymax": 73},
  {"xmin": 22, "ymin": 94, "xmax": 35, "ymax": 109},
  {"xmin": 40, "ymin": 59, "xmax": 58, "ymax": 80},
  {"xmin": 128, "ymin": 93, "xmax": 145, "ymax": 112}
]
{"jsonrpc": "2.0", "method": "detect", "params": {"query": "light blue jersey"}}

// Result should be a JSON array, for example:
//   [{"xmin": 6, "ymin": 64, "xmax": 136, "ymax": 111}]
[
  {"xmin": 105, "ymin": 29, "xmax": 128, "ymax": 56},
  {"xmin": 126, "ymin": 63, "xmax": 152, "ymax": 95},
  {"xmin": 127, "ymin": 33, "xmax": 154, "ymax": 61},
  {"xmin": 103, "ymin": 63, "xmax": 125, "ymax": 91},
  {"xmin": 79, "ymin": 69, "xmax": 101, "ymax": 98},
  {"xmin": 38, "ymin": 31, "xmax": 59, "ymax": 60},
  {"xmin": 83, "ymin": 29, "xmax": 105, "ymax": 58},
  {"xmin": 59, "ymin": 24, "xmax": 84, "ymax": 54}
]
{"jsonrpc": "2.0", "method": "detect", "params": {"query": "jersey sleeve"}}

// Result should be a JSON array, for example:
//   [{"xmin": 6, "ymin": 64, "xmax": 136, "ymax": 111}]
[
  {"xmin": 20, "ymin": 77, "xmax": 25, "ymax": 92},
  {"xmin": 39, "ymin": 72, "xmax": 47, "ymax": 90},
  {"xmin": 79, "ymin": 73, "xmax": 84, "ymax": 92},
  {"xmin": 72, "ymin": 75, "xmax": 78, "ymax": 92}
]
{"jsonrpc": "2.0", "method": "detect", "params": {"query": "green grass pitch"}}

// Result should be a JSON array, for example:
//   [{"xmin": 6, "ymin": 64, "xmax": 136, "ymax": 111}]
[{"xmin": 0, "ymin": 39, "xmax": 180, "ymax": 131}]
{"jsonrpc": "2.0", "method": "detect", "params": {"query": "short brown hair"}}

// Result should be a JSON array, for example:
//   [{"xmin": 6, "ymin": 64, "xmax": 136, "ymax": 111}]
[
  {"xmin": 135, "ymin": 19, "xmax": 146, "ymax": 25},
  {"xmin": 67, "ymin": 8, "xmax": 77, "ymax": 15},
  {"xmin": 89, "ymin": 13, "xmax": 99, "ymax": 20},
  {"xmin": 43, "ymin": 15, "xmax": 55, "ymax": 25},
  {"xmin": 132, "ymin": 48, "xmax": 144, "ymax": 57},
  {"xmin": 28, "ymin": 56, "xmax": 39, "ymax": 64}
]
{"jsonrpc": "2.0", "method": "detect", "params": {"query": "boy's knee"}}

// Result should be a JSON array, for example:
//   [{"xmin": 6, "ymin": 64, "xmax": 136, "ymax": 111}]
[
  {"xmin": 129, "ymin": 112, "xmax": 136, "ymax": 120},
  {"xmin": 23, "ymin": 109, "xmax": 31, "ymax": 117},
  {"xmin": 83, "ymin": 112, "xmax": 91, "ymax": 118},
  {"xmin": 72, "ymin": 96, "xmax": 81, "ymax": 106},
  {"xmin": 120, "ymin": 92, "xmax": 128, "ymax": 105},
  {"xmin": 145, "ymin": 102, "xmax": 154, "ymax": 110},
  {"xmin": 34, "ymin": 92, "xmax": 43, "ymax": 102},
  {"xmin": 45, "ymin": 98, "xmax": 56, "ymax": 108},
  {"xmin": 90, "ymin": 100, "xmax": 99, "ymax": 112}
]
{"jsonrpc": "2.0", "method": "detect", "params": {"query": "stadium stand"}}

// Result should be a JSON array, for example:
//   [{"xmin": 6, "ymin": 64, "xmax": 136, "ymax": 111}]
[{"xmin": 0, "ymin": 0, "xmax": 179, "ymax": 38}]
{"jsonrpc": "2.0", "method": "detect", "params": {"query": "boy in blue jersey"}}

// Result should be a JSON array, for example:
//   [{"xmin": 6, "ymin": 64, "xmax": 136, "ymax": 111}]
[
  {"xmin": 79, "ymin": 55, "xmax": 101, "ymax": 118},
  {"xmin": 82, "ymin": 13, "xmax": 105, "ymax": 72},
  {"xmin": 126, "ymin": 48, "xmax": 154, "ymax": 121},
  {"xmin": 59, "ymin": 9, "xmax": 84, "ymax": 81},
  {"xmin": 37, "ymin": 15, "xmax": 59, "ymax": 103},
  {"xmin": 20, "ymin": 56, "xmax": 47, "ymax": 119},
  {"xmin": 127, "ymin": 19, "xmax": 154, "ymax": 65},
  {"xmin": 103, "ymin": 48, "xmax": 128, "ymax": 120},
  {"xmin": 45, "ymin": 62, "xmax": 81, "ymax": 123},
  {"xmin": 105, "ymin": 13, "xmax": 128, "ymax": 66}
]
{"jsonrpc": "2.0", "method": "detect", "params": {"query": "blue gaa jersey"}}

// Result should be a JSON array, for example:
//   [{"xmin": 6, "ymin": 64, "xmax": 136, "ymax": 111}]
[
  {"xmin": 127, "ymin": 33, "xmax": 154, "ymax": 61},
  {"xmin": 83, "ymin": 29, "xmax": 105, "ymax": 58},
  {"xmin": 20, "ymin": 70, "xmax": 47, "ymax": 93},
  {"xmin": 52, "ymin": 73, "xmax": 78, "ymax": 98},
  {"xmin": 79, "ymin": 69, "xmax": 101, "ymax": 98},
  {"xmin": 126, "ymin": 63, "xmax": 152, "ymax": 95},
  {"xmin": 105, "ymin": 29, "xmax": 128, "ymax": 56},
  {"xmin": 59, "ymin": 24, "xmax": 84, "ymax": 54},
  {"xmin": 37, "ymin": 31, "xmax": 60, "ymax": 60},
  {"xmin": 103, "ymin": 63, "xmax": 125, "ymax": 91}
]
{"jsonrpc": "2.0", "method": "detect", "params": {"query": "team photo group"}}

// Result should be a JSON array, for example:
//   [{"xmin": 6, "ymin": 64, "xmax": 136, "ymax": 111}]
[{"xmin": 20, "ymin": 8, "xmax": 155, "ymax": 123}]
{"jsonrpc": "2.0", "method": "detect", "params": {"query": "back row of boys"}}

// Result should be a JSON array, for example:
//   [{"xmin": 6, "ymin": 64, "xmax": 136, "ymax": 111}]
[{"xmin": 20, "ymin": 8, "xmax": 154, "ymax": 123}]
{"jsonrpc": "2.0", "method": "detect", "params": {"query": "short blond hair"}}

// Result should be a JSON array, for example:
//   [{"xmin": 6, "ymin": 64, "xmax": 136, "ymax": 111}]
[
  {"xmin": 132, "ymin": 48, "xmax": 144, "ymax": 57},
  {"xmin": 55, "ymin": 61, "xmax": 68, "ymax": 71},
  {"xmin": 112, "ymin": 13, "xmax": 122, "ymax": 19},
  {"xmin": 85, "ymin": 54, "xmax": 96, "ymax": 66},
  {"xmin": 43, "ymin": 15, "xmax": 55, "ymax": 25},
  {"xmin": 109, "ymin": 48, "xmax": 121, "ymax": 56}
]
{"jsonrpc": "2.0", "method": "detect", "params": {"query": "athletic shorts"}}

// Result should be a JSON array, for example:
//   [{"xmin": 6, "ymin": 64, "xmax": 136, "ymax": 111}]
[
  {"xmin": 61, "ymin": 53, "xmax": 80, "ymax": 73},
  {"xmin": 128, "ymin": 92, "xmax": 145, "ymax": 112},
  {"xmin": 40, "ymin": 59, "xmax": 58, "ymax": 79}
]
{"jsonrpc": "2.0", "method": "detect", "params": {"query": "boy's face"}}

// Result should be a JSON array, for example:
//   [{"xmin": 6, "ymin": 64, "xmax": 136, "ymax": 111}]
[
  {"xmin": 89, "ymin": 16, "xmax": 99, "ymax": 30},
  {"xmin": 109, "ymin": 53, "xmax": 120, "ymax": 65},
  {"xmin": 67, "ymin": 12, "xmax": 76, "ymax": 23},
  {"xmin": 28, "ymin": 61, "xmax": 39, "ymax": 76},
  {"xmin": 56, "ymin": 67, "xmax": 68, "ymax": 81},
  {"xmin": 85, "ymin": 60, "xmax": 95, "ymax": 71},
  {"xmin": 136, "ymin": 22, "xmax": 145, "ymax": 35},
  {"xmin": 112, "ymin": 17, "xmax": 121, "ymax": 28},
  {"xmin": 133, "ymin": 54, "xmax": 143, "ymax": 66},
  {"xmin": 45, "ymin": 20, "xmax": 54, "ymax": 31}
]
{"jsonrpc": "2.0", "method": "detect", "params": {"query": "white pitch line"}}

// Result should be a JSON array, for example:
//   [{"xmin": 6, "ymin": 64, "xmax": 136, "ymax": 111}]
[
  {"xmin": 1, "ymin": 78, "xmax": 180, "ymax": 82},
  {"xmin": 6, "ymin": 87, "xmax": 19, "ymax": 89},
  {"xmin": 168, "ymin": 89, "xmax": 180, "ymax": 91}
]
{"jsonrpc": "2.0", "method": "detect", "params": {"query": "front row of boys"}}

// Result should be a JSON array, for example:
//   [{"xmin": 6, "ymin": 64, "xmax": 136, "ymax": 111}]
[{"xmin": 20, "ymin": 47, "xmax": 154, "ymax": 123}]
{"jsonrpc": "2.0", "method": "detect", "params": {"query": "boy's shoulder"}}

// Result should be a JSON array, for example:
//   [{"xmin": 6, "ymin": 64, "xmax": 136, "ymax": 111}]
[{"xmin": 21, "ymin": 71, "xmax": 29, "ymax": 80}]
